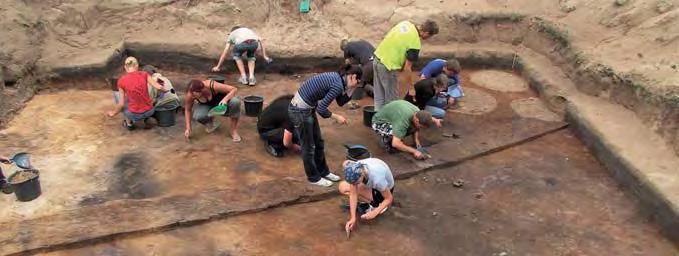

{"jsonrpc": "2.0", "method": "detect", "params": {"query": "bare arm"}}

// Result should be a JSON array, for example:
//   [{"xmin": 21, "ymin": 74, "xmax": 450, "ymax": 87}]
[
  {"xmin": 0, "ymin": 156, "xmax": 12, "ymax": 164},
  {"xmin": 283, "ymin": 129, "xmax": 301, "ymax": 151},
  {"xmin": 183, "ymin": 94, "xmax": 194, "ymax": 132},
  {"xmin": 414, "ymin": 130, "xmax": 422, "ymax": 148},
  {"xmin": 392, "ymin": 136, "xmax": 424, "ymax": 159},
  {"xmin": 107, "ymin": 88, "xmax": 126, "ymax": 117},
  {"xmin": 148, "ymin": 77, "xmax": 168, "ymax": 92},
  {"xmin": 404, "ymin": 59, "xmax": 415, "ymax": 96},
  {"xmin": 212, "ymin": 82, "xmax": 238, "ymax": 105},
  {"xmin": 258, "ymin": 40, "xmax": 269, "ymax": 61},
  {"xmin": 363, "ymin": 188, "xmax": 393, "ymax": 220},
  {"xmin": 347, "ymin": 183, "xmax": 359, "ymax": 229},
  {"xmin": 213, "ymin": 42, "xmax": 232, "ymax": 71},
  {"xmin": 403, "ymin": 59, "xmax": 413, "ymax": 72}
]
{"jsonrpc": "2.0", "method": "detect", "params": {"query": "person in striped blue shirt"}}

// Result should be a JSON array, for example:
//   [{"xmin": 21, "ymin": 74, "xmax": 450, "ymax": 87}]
[{"xmin": 288, "ymin": 64, "xmax": 363, "ymax": 187}]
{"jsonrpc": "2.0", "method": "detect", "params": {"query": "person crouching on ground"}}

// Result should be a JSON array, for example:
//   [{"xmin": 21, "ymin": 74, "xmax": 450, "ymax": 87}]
[
  {"xmin": 107, "ymin": 57, "xmax": 167, "ymax": 130},
  {"xmin": 371, "ymin": 100, "xmax": 442, "ymax": 160},
  {"xmin": 183, "ymin": 79, "xmax": 242, "ymax": 142},
  {"xmin": 404, "ymin": 73, "xmax": 449, "ymax": 119},
  {"xmin": 339, "ymin": 158, "xmax": 395, "ymax": 233},
  {"xmin": 288, "ymin": 64, "xmax": 362, "ymax": 187},
  {"xmin": 141, "ymin": 65, "xmax": 181, "ymax": 111},
  {"xmin": 419, "ymin": 58, "xmax": 463, "ymax": 109},
  {"xmin": 257, "ymin": 94, "xmax": 301, "ymax": 157},
  {"xmin": 211, "ymin": 26, "xmax": 272, "ymax": 86}
]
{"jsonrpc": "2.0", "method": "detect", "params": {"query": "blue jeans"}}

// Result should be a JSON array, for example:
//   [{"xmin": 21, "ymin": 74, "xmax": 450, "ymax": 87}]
[
  {"xmin": 425, "ymin": 97, "xmax": 446, "ymax": 119},
  {"xmin": 114, "ymin": 92, "xmax": 155, "ymax": 122},
  {"xmin": 288, "ymin": 105, "xmax": 330, "ymax": 182}
]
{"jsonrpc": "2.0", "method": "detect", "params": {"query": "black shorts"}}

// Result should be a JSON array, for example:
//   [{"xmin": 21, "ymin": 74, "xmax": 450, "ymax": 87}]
[{"xmin": 370, "ymin": 186, "xmax": 394, "ymax": 207}]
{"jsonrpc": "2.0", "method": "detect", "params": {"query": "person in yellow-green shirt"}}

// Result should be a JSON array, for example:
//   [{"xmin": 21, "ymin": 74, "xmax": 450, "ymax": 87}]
[{"xmin": 372, "ymin": 20, "xmax": 439, "ymax": 110}]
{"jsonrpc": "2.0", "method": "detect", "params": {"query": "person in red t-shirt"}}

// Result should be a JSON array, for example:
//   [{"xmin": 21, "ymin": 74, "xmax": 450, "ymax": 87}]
[{"xmin": 107, "ymin": 57, "xmax": 166, "ymax": 130}]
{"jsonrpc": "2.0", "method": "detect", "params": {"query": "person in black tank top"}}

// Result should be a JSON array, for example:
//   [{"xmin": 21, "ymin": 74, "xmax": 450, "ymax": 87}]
[{"xmin": 184, "ymin": 79, "xmax": 242, "ymax": 142}]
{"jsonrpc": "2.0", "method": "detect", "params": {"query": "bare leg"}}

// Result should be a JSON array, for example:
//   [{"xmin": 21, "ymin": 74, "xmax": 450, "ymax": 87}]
[
  {"xmin": 339, "ymin": 181, "xmax": 374, "ymax": 203},
  {"xmin": 230, "ymin": 117, "xmax": 241, "ymax": 141},
  {"xmin": 248, "ymin": 59, "xmax": 256, "ymax": 79},
  {"xmin": 235, "ymin": 59, "xmax": 247, "ymax": 80}
]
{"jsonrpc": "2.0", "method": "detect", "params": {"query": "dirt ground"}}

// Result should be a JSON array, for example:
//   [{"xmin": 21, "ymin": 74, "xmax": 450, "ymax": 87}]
[
  {"xmin": 0, "ymin": 68, "xmax": 676, "ymax": 254},
  {"xmin": 38, "ymin": 130, "xmax": 678, "ymax": 256},
  {"xmin": 0, "ymin": 69, "xmax": 552, "ymax": 221}
]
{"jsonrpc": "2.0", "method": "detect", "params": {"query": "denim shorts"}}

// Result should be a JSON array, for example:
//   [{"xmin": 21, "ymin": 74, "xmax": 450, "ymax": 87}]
[{"xmin": 232, "ymin": 41, "xmax": 259, "ymax": 61}]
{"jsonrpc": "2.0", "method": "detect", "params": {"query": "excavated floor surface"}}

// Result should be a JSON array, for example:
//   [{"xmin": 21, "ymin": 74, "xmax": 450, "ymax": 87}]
[
  {"xmin": 0, "ymin": 69, "xmax": 675, "ymax": 255},
  {"xmin": 39, "ymin": 130, "xmax": 677, "ymax": 256}
]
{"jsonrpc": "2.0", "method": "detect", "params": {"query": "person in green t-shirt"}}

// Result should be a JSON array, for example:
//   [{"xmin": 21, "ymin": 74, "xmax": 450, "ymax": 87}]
[
  {"xmin": 371, "ymin": 100, "xmax": 442, "ymax": 160},
  {"xmin": 372, "ymin": 20, "xmax": 439, "ymax": 111}
]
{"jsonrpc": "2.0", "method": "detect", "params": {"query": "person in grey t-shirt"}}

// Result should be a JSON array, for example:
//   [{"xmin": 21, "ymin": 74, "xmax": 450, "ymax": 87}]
[{"xmin": 339, "ymin": 158, "xmax": 395, "ymax": 233}]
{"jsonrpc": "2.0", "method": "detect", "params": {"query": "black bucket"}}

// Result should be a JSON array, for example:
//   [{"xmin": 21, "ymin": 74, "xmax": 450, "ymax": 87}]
[
  {"xmin": 345, "ymin": 144, "xmax": 371, "ymax": 161},
  {"xmin": 363, "ymin": 106, "xmax": 376, "ymax": 127},
  {"xmin": 244, "ymin": 95, "xmax": 264, "ymax": 117},
  {"xmin": 8, "ymin": 169, "xmax": 41, "ymax": 202},
  {"xmin": 208, "ymin": 75, "xmax": 226, "ymax": 84},
  {"xmin": 154, "ymin": 109, "xmax": 176, "ymax": 127}
]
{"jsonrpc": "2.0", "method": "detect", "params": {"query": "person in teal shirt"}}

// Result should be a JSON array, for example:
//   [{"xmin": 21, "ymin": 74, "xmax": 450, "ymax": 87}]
[{"xmin": 372, "ymin": 20, "xmax": 439, "ymax": 111}]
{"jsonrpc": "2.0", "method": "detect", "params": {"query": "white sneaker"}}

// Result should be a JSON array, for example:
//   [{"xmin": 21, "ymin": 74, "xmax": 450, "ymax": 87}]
[
  {"xmin": 324, "ymin": 173, "xmax": 341, "ymax": 182},
  {"xmin": 310, "ymin": 178, "xmax": 333, "ymax": 187}
]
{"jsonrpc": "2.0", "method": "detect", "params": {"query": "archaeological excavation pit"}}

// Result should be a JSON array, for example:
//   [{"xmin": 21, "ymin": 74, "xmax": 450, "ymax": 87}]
[
  {"xmin": 1, "ymin": 1, "xmax": 678, "ymax": 253},
  {"xmin": 0, "ymin": 51, "xmax": 676, "ymax": 255}
]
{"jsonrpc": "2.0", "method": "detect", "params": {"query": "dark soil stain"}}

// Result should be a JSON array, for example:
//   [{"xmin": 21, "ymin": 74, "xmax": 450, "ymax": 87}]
[{"xmin": 110, "ymin": 152, "xmax": 162, "ymax": 199}]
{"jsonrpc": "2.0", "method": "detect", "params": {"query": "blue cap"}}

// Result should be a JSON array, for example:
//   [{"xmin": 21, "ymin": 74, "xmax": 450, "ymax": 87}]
[{"xmin": 344, "ymin": 161, "xmax": 364, "ymax": 184}]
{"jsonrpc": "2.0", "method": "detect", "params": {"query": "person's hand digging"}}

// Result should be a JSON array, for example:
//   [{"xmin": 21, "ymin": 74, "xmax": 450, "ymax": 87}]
[
  {"xmin": 333, "ymin": 114, "xmax": 348, "ymax": 125},
  {"xmin": 211, "ymin": 66, "xmax": 220, "ymax": 72},
  {"xmin": 345, "ymin": 218, "xmax": 357, "ymax": 232},
  {"xmin": 413, "ymin": 150, "xmax": 426, "ymax": 160},
  {"xmin": 432, "ymin": 118, "xmax": 443, "ymax": 128},
  {"xmin": 184, "ymin": 128, "xmax": 191, "ymax": 140},
  {"xmin": 106, "ymin": 110, "xmax": 118, "ymax": 117}
]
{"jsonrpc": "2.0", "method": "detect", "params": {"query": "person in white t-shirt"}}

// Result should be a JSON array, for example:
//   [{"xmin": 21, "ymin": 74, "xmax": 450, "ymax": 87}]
[
  {"xmin": 212, "ymin": 26, "xmax": 272, "ymax": 86},
  {"xmin": 339, "ymin": 158, "xmax": 395, "ymax": 233}
]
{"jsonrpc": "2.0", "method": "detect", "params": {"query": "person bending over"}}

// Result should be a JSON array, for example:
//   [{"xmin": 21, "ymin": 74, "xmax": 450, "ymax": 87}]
[
  {"xmin": 212, "ymin": 26, "xmax": 272, "ymax": 86},
  {"xmin": 257, "ymin": 94, "xmax": 301, "ymax": 157},
  {"xmin": 288, "ymin": 64, "xmax": 362, "ymax": 187},
  {"xmin": 339, "ymin": 158, "xmax": 395, "ymax": 233},
  {"xmin": 371, "ymin": 100, "xmax": 442, "ymax": 160},
  {"xmin": 183, "ymin": 79, "xmax": 241, "ymax": 142}
]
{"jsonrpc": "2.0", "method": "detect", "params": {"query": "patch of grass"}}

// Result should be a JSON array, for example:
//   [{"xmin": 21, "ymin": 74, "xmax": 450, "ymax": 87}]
[
  {"xmin": 533, "ymin": 17, "xmax": 571, "ymax": 48},
  {"xmin": 456, "ymin": 12, "xmax": 526, "ymax": 26}
]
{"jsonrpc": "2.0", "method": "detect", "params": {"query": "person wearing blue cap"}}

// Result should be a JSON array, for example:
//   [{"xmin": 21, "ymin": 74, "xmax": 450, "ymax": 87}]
[{"xmin": 338, "ymin": 158, "xmax": 395, "ymax": 233}]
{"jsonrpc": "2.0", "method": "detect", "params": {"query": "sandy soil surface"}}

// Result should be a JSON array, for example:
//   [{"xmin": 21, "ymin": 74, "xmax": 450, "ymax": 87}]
[
  {"xmin": 511, "ymin": 97, "xmax": 563, "ymax": 122},
  {"xmin": 470, "ymin": 70, "xmax": 530, "ymax": 93},
  {"xmin": 450, "ymin": 87, "xmax": 498, "ymax": 115},
  {"xmin": 38, "ymin": 130, "xmax": 678, "ymax": 256},
  {"xmin": 0, "ymin": 69, "xmax": 539, "ymax": 222}
]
